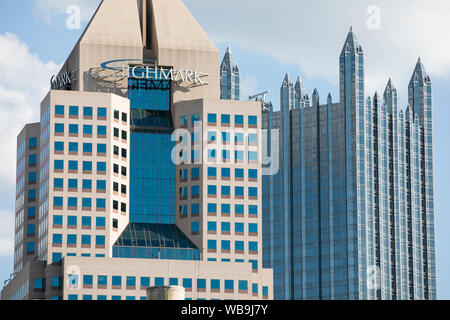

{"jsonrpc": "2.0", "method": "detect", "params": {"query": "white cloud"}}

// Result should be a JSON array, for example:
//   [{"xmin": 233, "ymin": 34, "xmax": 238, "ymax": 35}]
[
  {"xmin": 0, "ymin": 210, "xmax": 14, "ymax": 257},
  {"xmin": 0, "ymin": 32, "xmax": 59, "ymax": 205},
  {"xmin": 33, "ymin": 0, "xmax": 101, "ymax": 24},
  {"xmin": 184, "ymin": 0, "xmax": 450, "ymax": 105}
]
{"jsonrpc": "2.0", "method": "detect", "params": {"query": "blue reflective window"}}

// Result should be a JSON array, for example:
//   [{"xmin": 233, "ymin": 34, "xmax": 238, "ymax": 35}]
[
  {"xmin": 249, "ymin": 205, "xmax": 258, "ymax": 215},
  {"xmin": 97, "ymin": 144, "xmax": 107, "ymax": 154},
  {"xmin": 69, "ymin": 106, "xmax": 79, "ymax": 116},
  {"xmin": 53, "ymin": 197, "xmax": 63, "ymax": 207},
  {"xmin": 54, "ymin": 141, "xmax": 64, "ymax": 152},
  {"xmin": 183, "ymin": 278, "xmax": 192, "ymax": 289},
  {"xmin": 191, "ymin": 222, "xmax": 200, "ymax": 233},
  {"xmin": 211, "ymin": 279, "xmax": 220, "ymax": 290},
  {"xmin": 126, "ymin": 276, "xmax": 136, "ymax": 287},
  {"xmin": 235, "ymin": 223, "xmax": 244, "ymax": 233},
  {"xmin": 28, "ymin": 207, "xmax": 36, "ymax": 218},
  {"xmin": 81, "ymin": 235, "xmax": 91, "ymax": 245},
  {"xmin": 248, "ymin": 151, "xmax": 258, "ymax": 161},
  {"xmin": 221, "ymin": 114, "xmax": 230, "ymax": 125},
  {"xmin": 68, "ymin": 179, "xmax": 77, "ymax": 189},
  {"xmin": 235, "ymin": 168, "xmax": 244, "ymax": 179},
  {"xmin": 248, "ymin": 115, "xmax": 258, "ymax": 126},
  {"xmin": 197, "ymin": 279, "xmax": 206, "ymax": 289},
  {"xmin": 235, "ymin": 205, "xmax": 244, "ymax": 215},
  {"xmin": 221, "ymin": 240, "xmax": 230, "ymax": 251},
  {"xmin": 55, "ymin": 105, "xmax": 64, "ymax": 116},
  {"xmin": 53, "ymin": 215, "xmax": 63, "ymax": 225},
  {"xmin": 55, "ymin": 123, "xmax": 64, "ymax": 133},
  {"xmin": 191, "ymin": 204, "xmax": 200, "ymax": 215},
  {"xmin": 82, "ymin": 179, "xmax": 92, "ymax": 190},
  {"xmin": 67, "ymin": 216, "xmax": 77, "ymax": 227},
  {"xmin": 235, "ymin": 132, "xmax": 244, "ymax": 143},
  {"xmin": 97, "ymin": 125, "xmax": 107, "ymax": 136},
  {"xmin": 83, "ymin": 125, "xmax": 92, "ymax": 135},
  {"xmin": 97, "ymin": 162, "xmax": 106, "ymax": 172},
  {"xmin": 239, "ymin": 280, "xmax": 248, "ymax": 291},
  {"xmin": 207, "ymin": 185, "xmax": 217, "ymax": 195},
  {"xmin": 208, "ymin": 167, "xmax": 217, "ymax": 177},
  {"xmin": 235, "ymin": 115, "xmax": 244, "ymax": 126},
  {"xmin": 235, "ymin": 241, "xmax": 244, "ymax": 251},
  {"xmin": 248, "ymin": 169, "xmax": 258, "ymax": 179},
  {"xmin": 68, "ymin": 160, "xmax": 78, "ymax": 171},
  {"xmin": 221, "ymin": 168, "xmax": 230, "ymax": 178},
  {"xmin": 221, "ymin": 222, "xmax": 230, "ymax": 233},
  {"xmin": 68, "ymin": 142, "xmax": 78, "ymax": 153},
  {"xmin": 140, "ymin": 277, "xmax": 150, "ymax": 288},
  {"xmin": 98, "ymin": 107, "xmax": 107, "ymax": 118},
  {"xmin": 98, "ymin": 275, "xmax": 107, "ymax": 286},
  {"xmin": 249, "ymin": 223, "xmax": 258, "ymax": 233},
  {"xmin": 207, "ymin": 203, "xmax": 217, "ymax": 213},
  {"xmin": 96, "ymin": 198, "xmax": 106, "ymax": 209},
  {"xmin": 207, "ymin": 221, "xmax": 217, "ymax": 232},
  {"xmin": 97, "ymin": 180, "xmax": 106, "ymax": 191},
  {"xmin": 221, "ymin": 204, "xmax": 231, "ymax": 214},
  {"xmin": 235, "ymin": 186, "xmax": 244, "ymax": 197},
  {"xmin": 69, "ymin": 124, "xmax": 78, "ymax": 134},
  {"xmin": 83, "ymin": 161, "xmax": 92, "ymax": 171},
  {"xmin": 83, "ymin": 106, "xmax": 93, "ymax": 117},
  {"xmin": 96, "ymin": 217, "xmax": 106, "ymax": 227},
  {"xmin": 54, "ymin": 160, "xmax": 64, "ymax": 170},
  {"xmin": 82, "ymin": 216, "xmax": 91, "ymax": 227},
  {"xmin": 249, "ymin": 241, "xmax": 258, "ymax": 252},
  {"xmin": 68, "ymin": 197, "xmax": 77, "ymax": 208},
  {"xmin": 53, "ymin": 234, "xmax": 62, "ymax": 244},
  {"xmin": 225, "ymin": 280, "xmax": 234, "ymax": 291},
  {"xmin": 208, "ymin": 240, "xmax": 217, "ymax": 250},
  {"xmin": 191, "ymin": 167, "xmax": 200, "ymax": 179},
  {"xmin": 155, "ymin": 277, "xmax": 164, "ymax": 286},
  {"xmin": 83, "ymin": 143, "xmax": 92, "ymax": 153},
  {"xmin": 207, "ymin": 113, "xmax": 217, "ymax": 124},
  {"xmin": 112, "ymin": 276, "xmax": 121, "ymax": 286},
  {"xmin": 249, "ymin": 187, "xmax": 258, "ymax": 197}
]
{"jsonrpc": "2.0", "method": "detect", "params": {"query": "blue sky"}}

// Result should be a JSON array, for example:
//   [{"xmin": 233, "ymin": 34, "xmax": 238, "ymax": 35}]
[{"xmin": 0, "ymin": 0, "xmax": 449, "ymax": 298}]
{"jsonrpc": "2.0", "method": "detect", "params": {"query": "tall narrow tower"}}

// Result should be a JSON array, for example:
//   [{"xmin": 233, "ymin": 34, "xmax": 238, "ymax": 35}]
[
  {"xmin": 220, "ymin": 46, "xmax": 241, "ymax": 100},
  {"xmin": 408, "ymin": 58, "xmax": 436, "ymax": 299},
  {"xmin": 339, "ymin": 26, "xmax": 365, "ymax": 300}
]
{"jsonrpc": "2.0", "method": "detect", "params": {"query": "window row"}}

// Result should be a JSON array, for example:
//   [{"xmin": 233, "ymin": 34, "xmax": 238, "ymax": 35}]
[
  {"xmin": 53, "ymin": 160, "xmax": 110, "ymax": 174},
  {"xmin": 179, "ymin": 168, "xmax": 258, "ymax": 182},
  {"xmin": 52, "ymin": 233, "xmax": 106, "ymax": 248},
  {"xmin": 206, "ymin": 150, "xmax": 258, "ymax": 162},
  {"xmin": 206, "ymin": 240, "xmax": 258, "ymax": 254},
  {"xmin": 66, "ymin": 274, "xmax": 268, "ymax": 297},
  {"xmin": 53, "ymin": 196, "xmax": 106, "ymax": 210},
  {"xmin": 180, "ymin": 114, "xmax": 258, "ymax": 128},
  {"xmin": 53, "ymin": 178, "xmax": 107, "ymax": 192},
  {"xmin": 54, "ymin": 142, "xmax": 110, "ymax": 155},
  {"xmin": 54, "ymin": 105, "xmax": 108, "ymax": 120},
  {"xmin": 52, "ymin": 215, "xmax": 106, "ymax": 229},
  {"xmin": 178, "ymin": 185, "xmax": 258, "ymax": 199},
  {"xmin": 206, "ymin": 131, "xmax": 258, "ymax": 145},
  {"xmin": 179, "ymin": 204, "xmax": 258, "ymax": 217}
]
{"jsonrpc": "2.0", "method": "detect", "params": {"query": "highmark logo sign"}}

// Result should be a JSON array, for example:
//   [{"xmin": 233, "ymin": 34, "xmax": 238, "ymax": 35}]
[{"xmin": 100, "ymin": 59, "xmax": 209, "ymax": 86}]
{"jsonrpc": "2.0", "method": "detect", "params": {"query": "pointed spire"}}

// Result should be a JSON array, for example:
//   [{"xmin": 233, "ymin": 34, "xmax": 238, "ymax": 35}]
[
  {"xmin": 282, "ymin": 72, "xmax": 292, "ymax": 86},
  {"xmin": 409, "ymin": 56, "xmax": 430, "ymax": 86},
  {"xmin": 340, "ymin": 26, "xmax": 363, "ymax": 56},
  {"xmin": 295, "ymin": 75, "xmax": 307, "ymax": 99},
  {"xmin": 312, "ymin": 88, "xmax": 319, "ymax": 107}
]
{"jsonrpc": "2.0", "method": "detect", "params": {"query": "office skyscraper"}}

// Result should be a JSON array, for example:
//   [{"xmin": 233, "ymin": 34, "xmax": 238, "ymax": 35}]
[
  {"xmin": 262, "ymin": 27, "xmax": 436, "ymax": 300},
  {"xmin": 1, "ymin": 0, "xmax": 272, "ymax": 300},
  {"xmin": 220, "ymin": 46, "xmax": 241, "ymax": 101}
]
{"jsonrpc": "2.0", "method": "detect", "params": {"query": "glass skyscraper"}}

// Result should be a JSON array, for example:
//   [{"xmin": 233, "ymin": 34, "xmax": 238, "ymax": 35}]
[
  {"xmin": 262, "ymin": 27, "xmax": 436, "ymax": 300},
  {"xmin": 220, "ymin": 46, "xmax": 241, "ymax": 100}
]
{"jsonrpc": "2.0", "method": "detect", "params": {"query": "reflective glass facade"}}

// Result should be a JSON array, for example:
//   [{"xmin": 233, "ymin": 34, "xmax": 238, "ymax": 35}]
[
  {"xmin": 262, "ymin": 28, "xmax": 436, "ymax": 300},
  {"xmin": 220, "ymin": 46, "xmax": 241, "ymax": 100},
  {"xmin": 128, "ymin": 68, "xmax": 175, "ymax": 224}
]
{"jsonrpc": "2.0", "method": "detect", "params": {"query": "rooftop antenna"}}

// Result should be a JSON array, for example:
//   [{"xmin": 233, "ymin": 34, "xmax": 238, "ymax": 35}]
[{"xmin": 248, "ymin": 91, "xmax": 272, "ymax": 112}]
